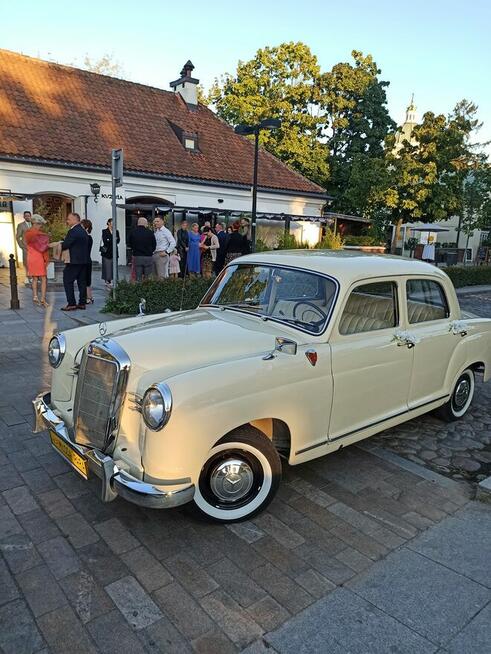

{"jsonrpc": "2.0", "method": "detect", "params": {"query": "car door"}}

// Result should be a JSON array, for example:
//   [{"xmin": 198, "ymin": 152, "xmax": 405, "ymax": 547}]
[
  {"xmin": 328, "ymin": 278, "xmax": 413, "ymax": 441},
  {"xmin": 404, "ymin": 277, "xmax": 458, "ymax": 408}
]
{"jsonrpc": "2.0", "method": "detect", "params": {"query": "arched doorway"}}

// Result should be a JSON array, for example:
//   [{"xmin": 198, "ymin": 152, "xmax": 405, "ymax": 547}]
[{"xmin": 124, "ymin": 195, "xmax": 174, "ymax": 262}]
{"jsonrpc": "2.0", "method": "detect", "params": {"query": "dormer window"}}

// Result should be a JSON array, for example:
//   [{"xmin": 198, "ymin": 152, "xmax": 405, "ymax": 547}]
[{"xmin": 184, "ymin": 136, "xmax": 197, "ymax": 151}]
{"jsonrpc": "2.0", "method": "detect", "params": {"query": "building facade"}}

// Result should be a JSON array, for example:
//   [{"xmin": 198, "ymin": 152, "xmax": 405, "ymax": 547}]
[{"xmin": 0, "ymin": 52, "xmax": 328, "ymax": 266}]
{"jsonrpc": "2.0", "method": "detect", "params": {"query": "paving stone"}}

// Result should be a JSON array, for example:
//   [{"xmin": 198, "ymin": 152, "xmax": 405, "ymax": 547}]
[
  {"xmin": 38, "ymin": 450, "xmax": 72, "ymax": 477},
  {"xmin": 267, "ymin": 497, "xmax": 305, "ymax": 525},
  {"xmin": 250, "ymin": 562, "xmax": 314, "ymax": 614},
  {"xmin": 105, "ymin": 575, "xmax": 162, "ymax": 630},
  {"xmin": 37, "ymin": 535, "xmax": 81, "ymax": 579},
  {"xmin": 241, "ymin": 640, "xmax": 271, "ymax": 654},
  {"xmin": 0, "ymin": 532, "xmax": 41, "ymax": 573},
  {"xmin": 335, "ymin": 546, "xmax": 372, "ymax": 573},
  {"xmin": 446, "ymin": 602, "xmax": 491, "ymax": 653},
  {"xmin": 0, "ymin": 558, "xmax": 19, "ymax": 606},
  {"xmin": 78, "ymin": 540, "xmax": 130, "ymax": 586},
  {"xmin": 208, "ymin": 557, "xmax": 266, "ymax": 607},
  {"xmin": 56, "ymin": 513, "xmax": 100, "ymax": 549},
  {"xmin": 402, "ymin": 511, "xmax": 435, "ymax": 530},
  {"xmin": 294, "ymin": 517, "xmax": 346, "ymax": 556},
  {"xmin": 265, "ymin": 587, "xmax": 436, "ymax": 654},
  {"xmin": 246, "ymin": 595, "xmax": 290, "ymax": 631},
  {"xmin": 252, "ymin": 513, "xmax": 305, "ymax": 549},
  {"xmin": 87, "ymin": 609, "xmax": 144, "ymax": 653},
  {"xmin": 121, "ymin": 545, "xmax": 173, "ymax": 592},
  {"xmin": 295, "ymin": 543, "xmax": 357, "ymax": 586},
  {"xmin": 2, "ymin": 485, "xmax": 38, "ymax": 514},
  {"xmin": 287, "ymin": 477, "xmax": 337, "ymax": 508},
  {"xmin": 191, "ymin": 627, "xmax": 237, "ymax": 654},
  {"xmin": 0, "ymin": 598, "xmax": 44, "ymax": 654},
  {"xmin": 294, "ymin": 568, "xmax": 336, "ymax": 599},
  {"xmin": 0, "ymin": 504, "xmax": 24, "ymax": 540},
  {"xmin": 138, "ymin": 615, "xmax": 193, "ymax": 653},
  {"xmin": 251, "ymin": 535, "xmax": 309, "ymax": 577},
  {"xmin": 289, "ymin": 496, "xmax": 343, "ymax": 531},
  {"xmin": 37, "ymin": 488, "xmax": 75, "ymax": 518},
  {"xmin": 18, "ymin": 508, "xmax": 61, "ymax": 543},
  {"xmin": 16, "ymin": 563, "xmax": 68, "ymax": 616},
  {"xmin": 94, "ymin": 517, "xmax": 140, "ymax": 554},
  {"xmin": 347, "ymin": 548, "xmax": 491, "ymax": 646},
  {"xmin": 153, "ymin": 581, "xmax": 214, "ymax": 640},
  {"xmin": 53, "ymin": 470, "xmax": 92, "ymax": 498},
  {"xmin": 60, "ymin": 570, "xmax": 115, "ymax": 624},
  {"xmin": 200, "ymin": 589, "xmax": 264, "ymax": 649},
  {"xmin": 226, "ymin": 520, "xmax": 265, "ymax": 543},
  {"xmin": 20, "ymin": 467, "xmax": 56, "ymax": 494},
  {"xmin": 37, "ymin": 605, "xmax": 97, "ymax": 654},
  {"xmin": 165, "ymin": 552, "xmax": 219, "ymax": 598},
  {"xmin": 409, "ymin": 502, "xmax": 491, "ymax": 588}
]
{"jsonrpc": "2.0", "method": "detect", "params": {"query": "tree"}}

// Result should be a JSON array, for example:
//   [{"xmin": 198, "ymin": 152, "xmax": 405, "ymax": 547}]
[
  {"xmin": 322, "ymin": 51, "xmax": 395, "ymax": 215},
  {"xmin": 460, "ymin": 166, "xmax": 491, "ymax": 259},
  {"xmin": 83, "ymin": 54, "xmax": 124, "ymax": 77},
  {"xmin": 207, "ymin": 42, "xmax": 329, "ymax": 185}
]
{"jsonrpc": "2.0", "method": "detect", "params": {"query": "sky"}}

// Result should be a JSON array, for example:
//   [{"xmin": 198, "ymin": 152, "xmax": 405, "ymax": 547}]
[{"xmin": 2, "ymin": 0, "xmax": 490, "ymax": 148}]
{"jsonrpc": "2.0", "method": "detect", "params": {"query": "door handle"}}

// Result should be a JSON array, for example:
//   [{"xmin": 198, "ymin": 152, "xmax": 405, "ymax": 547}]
[
  {"xmin": 449, "ymin": 320, "xmax": 468, "ymax": 337},
  {"xmin": 393, "ymin": 331, "xmax": 418, "ymax": 349}
]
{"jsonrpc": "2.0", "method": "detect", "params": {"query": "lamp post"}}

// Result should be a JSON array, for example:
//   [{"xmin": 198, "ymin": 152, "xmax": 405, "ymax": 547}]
[{"xmin": 234, "ymin": 118, "xmax": 281, "ymax": 251}]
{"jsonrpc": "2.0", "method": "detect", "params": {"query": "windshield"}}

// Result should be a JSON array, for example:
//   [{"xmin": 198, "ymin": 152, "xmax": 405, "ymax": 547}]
[{"xmin": 201, "ymin": 264, "xmax": 337, "ymax": 335}]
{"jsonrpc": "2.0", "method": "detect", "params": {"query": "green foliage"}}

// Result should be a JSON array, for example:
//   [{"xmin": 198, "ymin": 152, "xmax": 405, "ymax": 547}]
[
  {"xmin": 275, "ymin": 231, "xmax": 309, "ymax": 250},
  {"xmin": 83, "ymin": 54, "xmax": 124, "ymax": 77},
  {"xmin": 314, "ymin": 229, "xmax": 344, "ymax": 250},
  {"xmin": 444, "ymin": 266, "xmax": 491, "ymax": 288},
  {"xmin": 33, "ymin": 200, "xmax": 67, "ymax": 242},
  {"xmin": 207, "ymin": 42, "xmax": 329, "ymax": 186},
  {"xmin": 254, "ymin": 238, "xmax": 270, "ymax": 252},
  {"xmin": 343, "ymin": 235, "xmax": 384, "ymax": 246},
  {"xmin": 103, "ymin": 278, "xmax": 213, "ymax": 315}
]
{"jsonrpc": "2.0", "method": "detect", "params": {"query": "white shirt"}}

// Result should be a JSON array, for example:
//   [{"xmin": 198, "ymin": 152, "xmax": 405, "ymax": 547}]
[{"xmin": 154, "ymin": 226, "xmax": 176, "ymax": 254}]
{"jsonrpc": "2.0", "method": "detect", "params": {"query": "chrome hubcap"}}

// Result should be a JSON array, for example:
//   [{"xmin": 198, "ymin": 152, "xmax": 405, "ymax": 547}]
[
  {"xmin": 454, "ymin": 378, "xmax": 470, "ymax": 409},
  {"xmin": 209, "ymin": 458, "xmax": 254, "ymax": 503}
]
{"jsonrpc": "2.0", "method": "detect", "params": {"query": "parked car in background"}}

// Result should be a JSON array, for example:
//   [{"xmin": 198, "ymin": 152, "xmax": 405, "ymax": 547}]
[{"xmin": 34, "ymin": 251, "xmax": 491, "ymax": 522}]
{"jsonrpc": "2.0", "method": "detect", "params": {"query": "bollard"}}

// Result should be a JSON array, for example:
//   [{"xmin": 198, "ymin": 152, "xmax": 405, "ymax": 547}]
[{"xmin": 9, "ymin": 254, "xmax": 20, "ymax": 310}]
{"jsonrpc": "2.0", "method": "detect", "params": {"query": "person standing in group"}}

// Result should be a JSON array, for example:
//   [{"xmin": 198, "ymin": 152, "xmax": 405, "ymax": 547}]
[
  {"xmin": 24, "ymin": 214, "xmax": 52, "ymax": 307},
  {"xmin": 16, "ymin": 210, "xmax": 32, "ymax": 286},
  {"xmin": 81, "ymin": 219, "xmax": 94, "ymax": 304},
  {"xmin": 100, "ymin": 219, "xmax": 120, "ymax": 289},
  {"xmin": 214, "ymin": 222, "xmax": 227, "ymax": 275},
  {"xmin": 128, "ymin": 217, "xmax": 156, "ymax": 281},
  {"xmin": 224, "ymin": 220, "xmax": 250, "ymax": 265},
  {"xmin": 60, "ymin": 212, "xmax": 89, "ymax": 311},
  {"xmin": 176, "ymin": 219, "xmax": 189, "ymax": 277},
  {"xmin": 187, "ymin": 222, "xmax": 201, "ymax": 276},
  {"xmin": 152, "ymin": 215, "xmax": 176, "ymax": 279},
  {"xmin": 168, "ymin": 250, "xmax": 181, "ymax": 278},
  {"xmin": 200, "ymin": 226, "xmax": 219, "ymax": 279}
]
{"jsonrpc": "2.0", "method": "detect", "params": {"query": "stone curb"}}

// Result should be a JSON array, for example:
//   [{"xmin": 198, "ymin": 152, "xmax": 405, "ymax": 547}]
[
  {"xmin": 357, "ymin": 443, "xmax": 467, "ymax": 492},
  {"xmin": 455, "ymin": 284, "xmax": 491, "ymax": 295},
  {"xmin": 476, "ymin": 476, "xmax": 491, "ymax": 503}
]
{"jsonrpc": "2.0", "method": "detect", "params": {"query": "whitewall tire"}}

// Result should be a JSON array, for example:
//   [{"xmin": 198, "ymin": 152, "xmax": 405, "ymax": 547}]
[
  {"xmin": 193, "ymin": 427, "xmax": 281, "ymax": 523},
  {"xmin": 436, "ymin": 368, "xmax": 475, "ymax": 422}
]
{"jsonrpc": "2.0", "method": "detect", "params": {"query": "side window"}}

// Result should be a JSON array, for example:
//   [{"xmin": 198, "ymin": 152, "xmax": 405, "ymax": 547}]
[
  {"xmin": 339, "ymin": 281, "xmax": 398, "ymax": 335},
  {"xmin": 406, "ymin": 279, "xmax": 449, "ymax": 324}
]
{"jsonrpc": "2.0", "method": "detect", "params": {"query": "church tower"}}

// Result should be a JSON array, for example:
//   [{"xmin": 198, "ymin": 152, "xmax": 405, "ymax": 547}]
[{"xmin": 394, "ymin": 94, "xmax": 418, "ymax": 152}]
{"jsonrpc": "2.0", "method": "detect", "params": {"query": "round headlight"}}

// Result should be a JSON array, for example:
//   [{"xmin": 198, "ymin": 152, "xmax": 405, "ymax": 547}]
[
  {"xmin": 48, "ymin": 334, "xmax": 66, "ymax": 368},
  {"xmin": 141, "ymin": 383, "xmax": 172, "ymax": 431}
]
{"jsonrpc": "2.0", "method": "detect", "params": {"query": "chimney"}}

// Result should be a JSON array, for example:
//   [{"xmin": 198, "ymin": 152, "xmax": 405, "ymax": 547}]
[{"xmin": 170, "ymin": 60, "xmax": 199, "ymax": 107}]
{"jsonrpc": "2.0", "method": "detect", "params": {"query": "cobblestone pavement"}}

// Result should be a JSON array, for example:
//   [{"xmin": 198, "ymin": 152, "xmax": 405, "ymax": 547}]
[
  {"xmin": 0, "ymin": 318, "xmax": 473, "ymax": 652},
  {"xmin": 372, "ymin": 289, "xmax": 491, "ymax": 484}
]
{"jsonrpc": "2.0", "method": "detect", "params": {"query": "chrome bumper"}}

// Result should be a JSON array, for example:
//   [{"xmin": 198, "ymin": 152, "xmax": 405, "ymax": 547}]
[{"xmin": 32, "ymin": 392, "xmax": 195, "ymax": 510}]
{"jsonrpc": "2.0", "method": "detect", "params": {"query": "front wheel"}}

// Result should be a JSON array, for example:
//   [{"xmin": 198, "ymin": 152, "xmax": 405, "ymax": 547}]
[
  {"xmin": 436, "ymin": 368, "xmax": 475, "ymax": 422},
  {"xmin": 193, "ymin": 427, "xmax": 281, "ymax": 523}
]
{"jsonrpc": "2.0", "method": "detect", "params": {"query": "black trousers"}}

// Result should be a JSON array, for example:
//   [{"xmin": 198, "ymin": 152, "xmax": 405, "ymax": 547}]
[{"xmin": 63, "ymin": 264, "xmax": 87, "ymax": 306}]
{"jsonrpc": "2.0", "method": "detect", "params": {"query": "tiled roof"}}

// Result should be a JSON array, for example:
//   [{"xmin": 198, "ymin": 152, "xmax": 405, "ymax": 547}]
[{"xmin": 0, "ymin": 49, "xmax": 326, "ymax": 196}]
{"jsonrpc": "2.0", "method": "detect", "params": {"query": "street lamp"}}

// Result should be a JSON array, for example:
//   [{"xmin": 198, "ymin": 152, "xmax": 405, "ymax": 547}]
[
  {"xmin": 90, "ymin": 182, "xmax": 101, "ymax": 203},
  {"xmin": 234, "ymin": 118, "xmax": 281, "ymax": 251}
]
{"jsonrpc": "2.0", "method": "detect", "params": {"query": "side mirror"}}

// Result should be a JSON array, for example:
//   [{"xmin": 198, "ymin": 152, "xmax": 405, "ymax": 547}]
[{"xmin": 275, "ymin": 337, "xmax": 297, "ymax": 355}]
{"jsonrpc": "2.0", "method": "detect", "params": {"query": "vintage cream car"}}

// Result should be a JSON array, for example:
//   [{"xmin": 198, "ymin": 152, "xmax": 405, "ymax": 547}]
[{"xmin": 34, "ymin": 251, "xmax": 491, "ymax": 522}]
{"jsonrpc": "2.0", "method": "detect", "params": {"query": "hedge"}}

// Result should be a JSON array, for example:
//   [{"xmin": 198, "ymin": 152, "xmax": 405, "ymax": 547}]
[
  {"xmin": 443, "ymin": 266, "xmax": 491, "ymax": 288},
  {"xmin": 103, "ymin": 278, "xmax": 214, "ymax": 315}
]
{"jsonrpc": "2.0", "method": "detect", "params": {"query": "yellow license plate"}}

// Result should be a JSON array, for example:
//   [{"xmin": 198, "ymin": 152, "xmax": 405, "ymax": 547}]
[{"xmin": 50, "ymin": 430, "xmax": 89, "ymax": 480}]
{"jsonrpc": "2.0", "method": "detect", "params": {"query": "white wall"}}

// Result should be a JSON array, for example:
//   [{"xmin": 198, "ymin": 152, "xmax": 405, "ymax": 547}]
[{"xmin": 0, "ymin": 160, "xmax": 325, "ymax": 263}]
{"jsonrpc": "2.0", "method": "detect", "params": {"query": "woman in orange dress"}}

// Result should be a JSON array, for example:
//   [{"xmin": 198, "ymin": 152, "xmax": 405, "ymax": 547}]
[{"xmin": 24, "ymin": 214, "xmax": 51, "ymax": 307}]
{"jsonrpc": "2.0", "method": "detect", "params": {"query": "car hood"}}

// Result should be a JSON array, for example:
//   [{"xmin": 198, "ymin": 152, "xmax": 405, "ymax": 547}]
[{"xmin": 108, "ymin": 308, "xmax": 298, "ymax": 383}]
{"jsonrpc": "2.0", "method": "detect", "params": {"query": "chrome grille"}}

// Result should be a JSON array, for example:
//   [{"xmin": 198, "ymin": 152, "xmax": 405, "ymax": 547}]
[{"xmin": 74, "ymin": 340, "xmax": 130, "ymax": 451}]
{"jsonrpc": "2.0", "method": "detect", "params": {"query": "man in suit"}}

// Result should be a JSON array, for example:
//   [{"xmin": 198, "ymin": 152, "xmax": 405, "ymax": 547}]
[
  {"xmin": 60, "ymin": 212, "xmax": 89, "ymax": 311},
  {"xmin": 214, "ymin": 222, "xmax": 227, "ymax": 275},
  {"xmin": 175, "ymin": 219, "xmax": 189, "ymax": 277},
  {"xmin": 128, "ymin": 217, "xmax": 156, "ymax": 281}
]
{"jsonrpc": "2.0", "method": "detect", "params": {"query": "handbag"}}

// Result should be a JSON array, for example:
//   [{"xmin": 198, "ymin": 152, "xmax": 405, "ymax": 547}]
[{"xmin": 99, "ymin": 239, "xmax": 109, "ymax": 257}]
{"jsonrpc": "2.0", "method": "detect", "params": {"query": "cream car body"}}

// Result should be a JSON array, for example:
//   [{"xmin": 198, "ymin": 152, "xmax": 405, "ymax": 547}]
[{"xmin": 33, "ymin": 251, "xmax": 491, "ymax": 521}]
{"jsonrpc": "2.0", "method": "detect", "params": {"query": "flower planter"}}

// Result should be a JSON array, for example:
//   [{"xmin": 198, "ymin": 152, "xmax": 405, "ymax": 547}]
[{"xmin": 343, "ymin": 245, "xmax": 387, "ymax": 254}]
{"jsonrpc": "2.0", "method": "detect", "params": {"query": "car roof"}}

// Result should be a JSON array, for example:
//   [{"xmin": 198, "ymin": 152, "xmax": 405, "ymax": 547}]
[{"xmin": 235, "ymin": 249, "xmax": 449, "ymax": 286}]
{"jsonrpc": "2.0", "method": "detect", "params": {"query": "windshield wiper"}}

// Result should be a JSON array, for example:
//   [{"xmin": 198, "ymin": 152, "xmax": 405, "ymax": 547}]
[{"xmin": 220, "ymin": 302, "xmax": 262, "ymax": 310}]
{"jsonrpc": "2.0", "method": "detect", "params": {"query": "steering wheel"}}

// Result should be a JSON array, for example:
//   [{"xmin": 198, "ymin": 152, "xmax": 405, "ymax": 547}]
[{"xmin": 292, "ymin": 301, "xmax": 327, "ymax": 324}]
